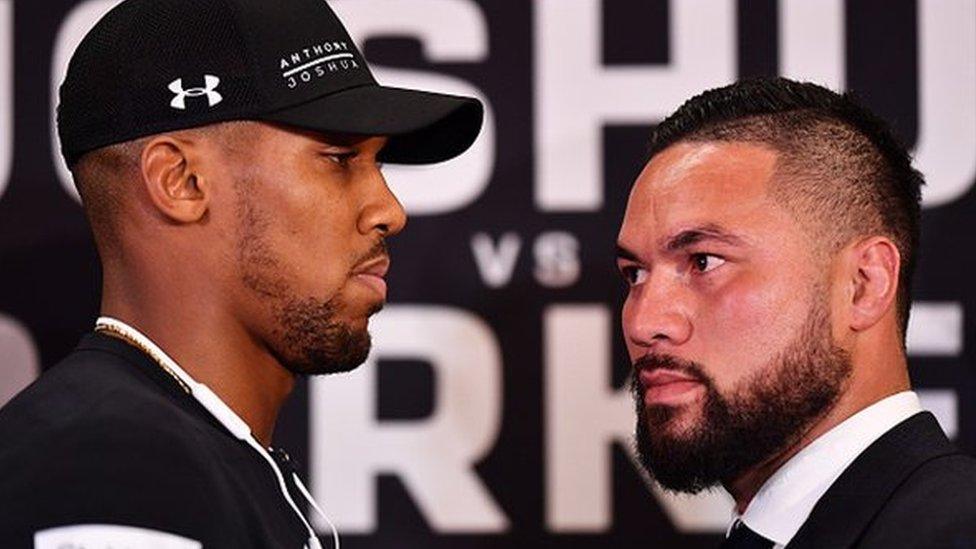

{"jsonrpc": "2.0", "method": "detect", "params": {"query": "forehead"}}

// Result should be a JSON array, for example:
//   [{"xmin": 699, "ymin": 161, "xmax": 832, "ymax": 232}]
[{"xmin": 619, "ymin": 141, "xmax": 790, "ymax": 250}]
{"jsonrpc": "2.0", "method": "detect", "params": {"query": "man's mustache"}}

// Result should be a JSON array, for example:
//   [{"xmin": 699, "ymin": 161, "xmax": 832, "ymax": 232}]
[
  {"xmin": 353, "ymin": 240, "xmax": 389, "ymax": 268},
  {"xmin": 633, "ymin": 353, "xmax": 708, "ymax": 383}
]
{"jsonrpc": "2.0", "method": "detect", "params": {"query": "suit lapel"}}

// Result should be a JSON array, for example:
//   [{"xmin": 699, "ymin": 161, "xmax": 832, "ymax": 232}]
[{"xmin": 786, "ymin": 412, "xmax": 958, "ymax": 548}]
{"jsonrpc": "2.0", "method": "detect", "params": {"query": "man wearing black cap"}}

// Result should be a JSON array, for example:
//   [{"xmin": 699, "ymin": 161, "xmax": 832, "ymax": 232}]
[{"xmin": 0, "ymin": 0, "xmax": 482, "ymax": 547}]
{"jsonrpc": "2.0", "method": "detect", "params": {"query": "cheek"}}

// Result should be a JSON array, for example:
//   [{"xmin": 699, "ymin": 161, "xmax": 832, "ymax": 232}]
[
  {"xmin": 257, "ymin": 195, "xmax": 359, "ymax": 299},
  {"xmin": 282, "ymin": 219, "xmax": 356, "ymax": 295},
  {"xmin": 694, "ymin": 270, "xmax": 811, "ymax": 388}
]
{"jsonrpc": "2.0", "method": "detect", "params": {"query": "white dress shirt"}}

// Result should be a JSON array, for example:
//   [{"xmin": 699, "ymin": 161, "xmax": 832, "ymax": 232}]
[{"xmin": 729, "ymin": 391, "xmax": 924, "ymax": 548}]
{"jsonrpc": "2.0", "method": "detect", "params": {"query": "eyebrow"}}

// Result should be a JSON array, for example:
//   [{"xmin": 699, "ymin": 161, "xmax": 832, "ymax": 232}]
[
  {"xmin": 663, "ymin": 224, "xmax": 746, "ymax": 252},
  {"xmin": 615, "ymin": 244, "xmax": 639, "ymax": 261},
  {"xmin": 615, "ymin": 224, "xmax": 747, "ymax": 263}
]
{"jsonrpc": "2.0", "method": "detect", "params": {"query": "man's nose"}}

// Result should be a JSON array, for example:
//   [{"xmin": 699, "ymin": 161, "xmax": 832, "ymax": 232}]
[
  {"xmin": 359, "ymin": 168, "xmax": 407, "ymax": 237},
  {"xmin": 622, "ymin": 275, "xmax": 693, "ymax": 350}
]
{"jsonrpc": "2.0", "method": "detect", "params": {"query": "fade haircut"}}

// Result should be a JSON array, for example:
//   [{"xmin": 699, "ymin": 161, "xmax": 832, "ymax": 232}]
[
  {"xmin": 649, "ymin": 77, "xmax": 923, "ymax": 338},
  {"xmin": 72, "ymin": 137, "xmax": 147, "ymax": 261},
  {"xmin": 71, "ymin": 121, "xmax": 259, "ymax": 262}
]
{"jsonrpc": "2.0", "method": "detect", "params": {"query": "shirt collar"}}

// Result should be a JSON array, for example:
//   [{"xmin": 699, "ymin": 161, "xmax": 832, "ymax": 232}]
[{"xmin": 732, "ymin": 391, "xmax": 923, "ymax": 547}]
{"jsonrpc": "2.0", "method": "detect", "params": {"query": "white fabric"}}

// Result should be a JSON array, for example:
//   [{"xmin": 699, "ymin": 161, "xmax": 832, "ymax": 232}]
[
  {"xmin": 730, "ymin": 391, "xmax": 924, "ymax": 548},
  {"xmin": 35, "ymin": 524, "xmax": 201, "ymax": 548}
]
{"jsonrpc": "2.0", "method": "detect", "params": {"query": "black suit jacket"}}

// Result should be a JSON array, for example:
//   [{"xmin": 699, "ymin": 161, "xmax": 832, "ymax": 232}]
[{"xmin": 787, "ymin": 412, "xmax": 976, "ymax": 548}]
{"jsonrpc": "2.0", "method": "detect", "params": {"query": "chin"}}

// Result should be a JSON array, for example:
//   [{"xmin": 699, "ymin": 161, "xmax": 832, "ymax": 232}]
[
  {"xmin": 662, "ymin": 421, "xmax": 698, "ymax": 441},
  {"xmin": 275, "ymin": 299, "xmax": 376, "ymax": 376},
  {"xmin": 651, "ymin": 396, "xmax": 696, "ymax": 416},
  {"xmin": 284, "ymin": 330, "xmax": 373, "ymax": 376}
]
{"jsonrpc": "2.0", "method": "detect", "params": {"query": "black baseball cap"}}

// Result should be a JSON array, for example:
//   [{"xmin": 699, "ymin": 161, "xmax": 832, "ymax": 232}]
[{"xmin": 57, "ymin": 0, "xmax": 484, "ymax": 167}]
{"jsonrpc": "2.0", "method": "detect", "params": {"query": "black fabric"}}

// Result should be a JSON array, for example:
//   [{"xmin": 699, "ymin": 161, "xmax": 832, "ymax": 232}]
[
  {"xmin": 0, "ymin": 333, "xmax": 316, "ymax": 548},
  {"xmin": 263, "ymin": 85, "xmax": 485, "ymax": 165},
  {"xmin": 57, "ymin": 0, "xmax": 483, "ymax": 166},
  {"xmin": 721, "ymin": 520, "xmax": 775, "ymax": 549},
  {"xmin": 787, "ymin": 412, "xmax": 976, "ymax": 548}
]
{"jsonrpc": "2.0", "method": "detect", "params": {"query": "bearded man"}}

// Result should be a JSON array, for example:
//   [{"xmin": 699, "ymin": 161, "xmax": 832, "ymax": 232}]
[
  {"xmin": 616, "ymin": 78, "xmax": 976, "ymax": 548},
  {"xmin": 0, "ymin": 0, "xmax": 482, "ymax": 547}
]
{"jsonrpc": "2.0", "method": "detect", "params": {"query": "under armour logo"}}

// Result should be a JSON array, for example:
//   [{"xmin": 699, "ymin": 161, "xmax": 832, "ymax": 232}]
[{"xmin": 168, "ymin": 75, "xmax": 223, "ymax": 110}]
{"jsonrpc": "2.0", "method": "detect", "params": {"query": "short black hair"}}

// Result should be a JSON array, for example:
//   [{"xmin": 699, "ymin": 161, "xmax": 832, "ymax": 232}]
[
  {"xmin": 72, "ymin": 121, "xmax": 259, "ymax": 265},
  {"xmin": 649, "ymin": 77, "xmax": 923, "ymax": 337}
]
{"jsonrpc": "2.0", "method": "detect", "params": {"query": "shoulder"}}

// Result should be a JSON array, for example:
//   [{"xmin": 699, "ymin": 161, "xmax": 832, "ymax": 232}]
[
  {"xmin": 887, "ymin": 451, "xmax": 976, "ymax": 510},
  {"xmin": 0, "ymin": 339, "xmax": 207, "ymax": 442},
  {"xmin": 861, "ymin": 452, "xmax": 976, "ymax": 546},
  {"xmin": 790, "ymin": 412, "xmax": 975, "ymax": 548},
  {"xmin": 0, "ymin": 347, "xmax": 249, "ymax": 546},
  {"xmin": 0, "ymin": 344, "xmax": 211, "ymax": 454}
]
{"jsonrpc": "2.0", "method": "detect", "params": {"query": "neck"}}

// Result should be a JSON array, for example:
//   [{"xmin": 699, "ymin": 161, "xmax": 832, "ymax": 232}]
[
  {"xmin": 723, "ymin": 344, "xmax": 910, "ymax": 513},
  {"xmin": 101, "ymin": 279, "xmax": 294, "ymax": 446}
]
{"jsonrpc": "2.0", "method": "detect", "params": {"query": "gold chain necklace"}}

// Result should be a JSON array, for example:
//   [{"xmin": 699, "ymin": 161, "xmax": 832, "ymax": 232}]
[{"xmin": 95, "ymin": 323, "xmax": 192, "ymax": 395}]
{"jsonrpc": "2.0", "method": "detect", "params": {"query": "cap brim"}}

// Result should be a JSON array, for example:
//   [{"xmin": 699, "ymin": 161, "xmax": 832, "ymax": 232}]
[{"xmin": 259, "ymin": 85, "xmax": 484, "ymax": 165}]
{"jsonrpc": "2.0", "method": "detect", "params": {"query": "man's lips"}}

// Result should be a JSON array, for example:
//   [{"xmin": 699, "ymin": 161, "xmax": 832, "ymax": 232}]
[
  {"xmin": 352, "ymin": 256, "xmax": 390, "ymax": 298},
  {"xmin": 638, "ymin": 368, "xmax": 704, "ymax": 406}
]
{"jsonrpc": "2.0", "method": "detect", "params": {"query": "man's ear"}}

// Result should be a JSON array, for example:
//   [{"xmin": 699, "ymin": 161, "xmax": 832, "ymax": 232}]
[
  {"xmin": 845, "ymin": 236, "xmax": 901, "ymax": 332},
  {"xmin": 140, "ymin": 135, "xmax": 210, "ymax": 223}
]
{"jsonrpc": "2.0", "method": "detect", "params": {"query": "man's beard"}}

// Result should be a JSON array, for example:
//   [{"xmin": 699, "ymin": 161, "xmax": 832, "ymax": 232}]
[
  {"xmin": 632, "ymin": 291, "xmax": 852, "ymax": 494},
  {"xmin": 235, "ymin": 184, "xmax": 380, "ymax": 376},
  {"xmin": 272, "ymin": 295, "xmax": 378, "ymax": 376}
]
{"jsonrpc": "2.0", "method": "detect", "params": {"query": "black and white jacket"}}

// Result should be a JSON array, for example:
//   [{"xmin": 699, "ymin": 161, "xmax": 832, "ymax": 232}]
[{"xmin": 0, "ymin": 332, "xmax": 322, "ymax": 548}]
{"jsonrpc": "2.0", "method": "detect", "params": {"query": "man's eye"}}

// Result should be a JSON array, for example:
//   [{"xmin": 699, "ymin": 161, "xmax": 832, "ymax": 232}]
[
  {"xmin": 691, "ymin": 253, "xmax": 726, "ymax": 273},
  {"xmin": 324, "ymin": 151, "xmax": 356, "ymax": 165},
  {"xmin": 620, "ymin": 265, "xmax": 648, "ymax": 286}
]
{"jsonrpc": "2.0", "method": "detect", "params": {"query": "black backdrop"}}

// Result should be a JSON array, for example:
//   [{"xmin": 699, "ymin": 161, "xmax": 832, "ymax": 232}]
[{"xmin": 1, "ymin": 1, "xmax": 974, "ymax": 547}]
